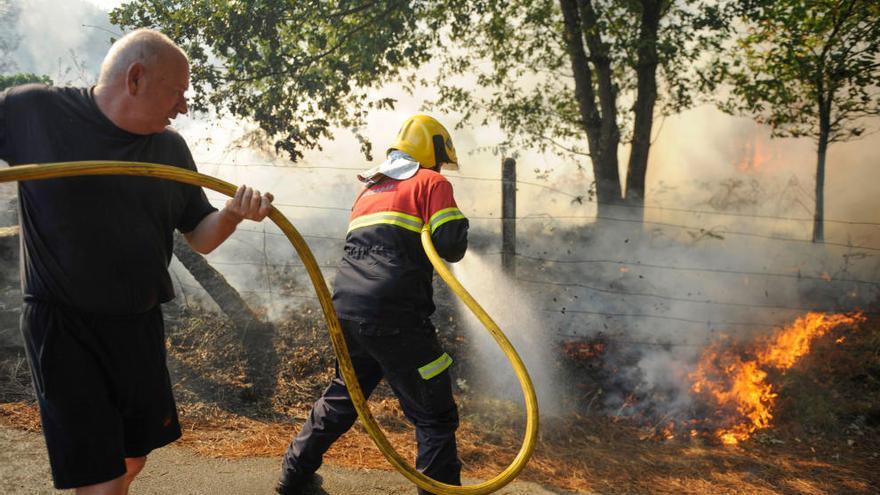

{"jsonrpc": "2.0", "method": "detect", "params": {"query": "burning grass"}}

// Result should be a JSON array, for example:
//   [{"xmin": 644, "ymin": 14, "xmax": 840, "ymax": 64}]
[
  {"xmin": 557, "ymin": 311, "xmax": 878, "ymax": 447},
  {"xmin": 690, "ymin": 312, "xmax": 866, "ymax": 444}
]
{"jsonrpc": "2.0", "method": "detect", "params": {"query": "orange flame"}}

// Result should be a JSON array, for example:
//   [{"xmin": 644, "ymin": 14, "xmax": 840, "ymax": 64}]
[
  {"xmin": 562, "ymin": 340, "xmax": 606, "ymax": 360},
  {"xmin": 662, "ymin": 421, "xmax": 676, "ymax": 440},
  {"xmin": 736, "ymin": 133, "xmax": 773, "ymax": 173},
  {"xmin": 690, "ymin": 312, "xmax": 864, "ymax": 445}
]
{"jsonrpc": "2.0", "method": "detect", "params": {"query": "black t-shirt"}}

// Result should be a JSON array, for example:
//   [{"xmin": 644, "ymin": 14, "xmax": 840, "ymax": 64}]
[{"xmin": 0, "ymin": 84, "xmax": 217, "ymax": 314}]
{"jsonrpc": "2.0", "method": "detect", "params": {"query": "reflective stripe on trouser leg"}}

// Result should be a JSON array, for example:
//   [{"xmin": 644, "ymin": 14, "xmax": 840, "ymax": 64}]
[
  {"xmin": 418, "ymin": 352, "xmax": 453, "ymax": 380},
  {"xmin": 392, "ymin": 349, "xmax": 460, "ymax": 493}
]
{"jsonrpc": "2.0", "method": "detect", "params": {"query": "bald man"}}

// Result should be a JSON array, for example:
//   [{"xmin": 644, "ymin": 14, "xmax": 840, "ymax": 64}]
[{"xmin": 0, "ymin": 29, "xmax": 273, "ymax": 494}]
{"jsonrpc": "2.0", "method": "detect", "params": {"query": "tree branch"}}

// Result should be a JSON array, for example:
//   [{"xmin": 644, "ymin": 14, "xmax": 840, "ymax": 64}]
[
  {"xmin": 558, "ymin": 0, "xmax": 602, "ymax": 139},
  {"xmin": 540, "ymin": 134, "xmax": 592, "ymax": 157},
  {"xmin": 223, "ymin": 3, "xmax": 397, "ymax": 83},
  {"xmin": 578, "ymin": 0, "xmax": 617, "ymax": 132}
]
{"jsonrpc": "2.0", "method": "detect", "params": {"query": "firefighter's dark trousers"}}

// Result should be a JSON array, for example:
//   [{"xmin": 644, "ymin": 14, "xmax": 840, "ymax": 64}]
[{"xmin": 279, "ymin": 318, "xmax": 461, "ymax": 495}]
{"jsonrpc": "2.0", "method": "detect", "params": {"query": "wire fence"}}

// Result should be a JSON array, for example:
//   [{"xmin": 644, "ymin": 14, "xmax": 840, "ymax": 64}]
[
  {"xmin": 208, "ymin": 204, "xmax": 880, "ymax": 253},
  {"xmin": 200, "ymin": 160, "xmax": 880, "ymax": 227},
  {"xmin": 170, "ymin": 159, "xmax": 880, "ymax": 350}
]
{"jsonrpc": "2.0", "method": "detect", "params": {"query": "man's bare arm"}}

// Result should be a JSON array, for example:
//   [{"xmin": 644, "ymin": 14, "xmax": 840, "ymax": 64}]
[{"xmin": 184, "ymin": 184, "xmax": 274, "ymax": 254}]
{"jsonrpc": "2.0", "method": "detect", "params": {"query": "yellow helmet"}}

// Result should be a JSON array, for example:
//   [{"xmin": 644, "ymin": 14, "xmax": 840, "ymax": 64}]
[{"xmin": 388, "ymin": 114, "xmax": 459, "ymax": 171}]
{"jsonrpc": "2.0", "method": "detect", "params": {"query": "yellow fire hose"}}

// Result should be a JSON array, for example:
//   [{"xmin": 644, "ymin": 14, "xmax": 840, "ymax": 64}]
[{"xmin": 0, "ymin": 161, "xmax": 539, "ymax": 495}]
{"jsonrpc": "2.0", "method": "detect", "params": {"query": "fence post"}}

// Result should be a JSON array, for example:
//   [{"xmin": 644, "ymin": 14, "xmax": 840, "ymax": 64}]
[{"xmin": 502, "ymin": 157, "xmax": 516, "ymax": 277}]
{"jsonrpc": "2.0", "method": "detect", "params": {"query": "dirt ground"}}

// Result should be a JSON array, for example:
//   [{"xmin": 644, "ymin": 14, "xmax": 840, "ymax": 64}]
[{"xmin": 0, "ymin": 426, "xmax": 576, "ymax": 495}]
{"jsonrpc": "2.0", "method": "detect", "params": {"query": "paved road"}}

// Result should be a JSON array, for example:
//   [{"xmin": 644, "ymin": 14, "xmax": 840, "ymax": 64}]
[{"xmin": 1, "ymin": 427, "xmax": 581, "ymax": 495}]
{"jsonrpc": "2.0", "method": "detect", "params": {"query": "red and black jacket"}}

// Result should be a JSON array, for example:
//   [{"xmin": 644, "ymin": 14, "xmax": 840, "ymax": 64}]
[{"xmin": 332, "ymin": 168, "xmax": 468, "ymax": 326}]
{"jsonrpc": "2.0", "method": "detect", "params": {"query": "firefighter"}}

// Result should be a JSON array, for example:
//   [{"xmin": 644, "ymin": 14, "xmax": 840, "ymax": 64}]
[{"xmin": 276, "ymin": 114, "xmax": 469, "ymax": 495}]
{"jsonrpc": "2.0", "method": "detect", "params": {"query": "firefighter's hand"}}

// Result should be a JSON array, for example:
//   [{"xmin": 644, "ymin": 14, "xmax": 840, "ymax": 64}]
[{"xmin": 224, "ymin": 184, "xmax": 275, "ymax": 222}]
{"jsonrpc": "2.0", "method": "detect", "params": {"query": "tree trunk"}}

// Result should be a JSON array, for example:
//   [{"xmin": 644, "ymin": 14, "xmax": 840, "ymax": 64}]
[
  {"xmin": 813, "ymin": 129, "xmax": 828, "ymax": 243},
  {"xmin": 578, "ymin": 0, "xmax": 622, "ymax": 216},
  {"xmin": 595, "ymin": 165, "xmax": 624, "ymax": 218},
  {"xmin": 0, "ymin": 226, "xmax": 21, "ymax": 349},
  {"xmin": 624, "ymin": 0, "xmax": 662, "ymax": 224},
  {"xmin": 172, "ymin": 233, "xmax": 278, "ymax": 401},
  {"xmin": 501, "ymin": 157, "xmax": 516, "ymax": 277},
  {"xmin": 560, "ymin": 0, "xmax": 624, "ymax": 218}
]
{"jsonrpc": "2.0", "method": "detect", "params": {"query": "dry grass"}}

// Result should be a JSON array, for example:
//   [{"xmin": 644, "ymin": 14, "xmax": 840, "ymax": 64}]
[
  {"xmin": 0, "ymin": 349, "xmax": 30, "ymax": 402},
  {"xmin": 0, "ymin": 401, "xmax": 41, "ymax": 432}
]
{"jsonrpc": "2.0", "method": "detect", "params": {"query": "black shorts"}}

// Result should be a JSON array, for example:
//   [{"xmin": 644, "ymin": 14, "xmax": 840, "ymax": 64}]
[{"xmin": 20, "ymin": 300, "xmax": 182, "ymax": 489}]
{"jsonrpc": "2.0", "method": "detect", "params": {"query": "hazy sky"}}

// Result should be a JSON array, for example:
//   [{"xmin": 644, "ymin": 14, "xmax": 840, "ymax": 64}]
[{"xmin": 83, "ymin": 0, "xmax": 120, "ymax": 9}]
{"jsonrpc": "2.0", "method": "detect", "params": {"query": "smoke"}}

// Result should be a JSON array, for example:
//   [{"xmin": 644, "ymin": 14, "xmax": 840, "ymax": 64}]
[
  {"xmin": 646, "ymin": 105, "xmax": 880, "ymax": 244},
  {"xmin": 8, "ymin": 0, "xmax": 116, "ymax": 84},
  {"xmin": 501, "ymin": 201, "xmax": 878, "ymax": 422}
]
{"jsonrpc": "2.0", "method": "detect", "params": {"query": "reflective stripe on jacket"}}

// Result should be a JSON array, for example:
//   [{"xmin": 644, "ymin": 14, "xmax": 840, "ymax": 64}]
[{"xmin": 332, "ymin": 168, "xmax": 469, "ymax": 326}]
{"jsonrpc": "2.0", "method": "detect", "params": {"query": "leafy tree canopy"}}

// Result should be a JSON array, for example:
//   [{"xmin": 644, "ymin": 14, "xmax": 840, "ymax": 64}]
[
  {"xmin": 0, "ymin": 72, "xmax": 52, "ymax": 92},
  {"xmin": 111, "ymin": 0, "xmax": 728, "ymax": 173},
  {"xmin": 111, "ymin": 1, "xmax": 442, "ymax": 161},
  {"xmin": 427, "ymin": 0, "xmax": 727, "ymax": 156},
  {"xmin": 720, "ymin": 0, "xmax": 880, "ymax": 144}
]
